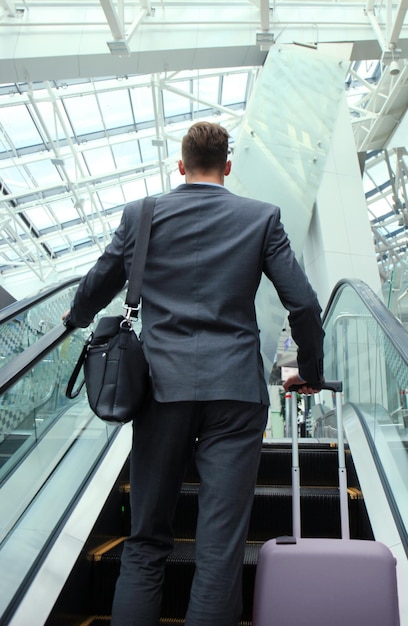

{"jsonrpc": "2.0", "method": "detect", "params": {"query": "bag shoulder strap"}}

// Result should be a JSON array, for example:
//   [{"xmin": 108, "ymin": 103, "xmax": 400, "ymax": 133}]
[
  {"xmin": 66, "ymin": 196, "xmax": 155, "ymax": 399},
  {"xmin": 66, "ymin": 338, "xmax": 89, "ymax": 398},
  {"xmin": 125, "ymin": 196, "xmax": 156, "ymax": 311}
]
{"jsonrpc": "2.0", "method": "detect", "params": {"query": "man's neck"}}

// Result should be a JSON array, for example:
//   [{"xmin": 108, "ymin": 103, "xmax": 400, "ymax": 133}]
[{"xmin": 185, "ymin": 172, "xmax": 224, "ymax": 186}]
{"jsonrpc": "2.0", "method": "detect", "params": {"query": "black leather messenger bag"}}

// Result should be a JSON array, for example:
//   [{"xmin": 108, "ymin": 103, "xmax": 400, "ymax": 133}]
[{"xmin": 66, "ymin": 196, "xmax": 155, "ymax": 424}]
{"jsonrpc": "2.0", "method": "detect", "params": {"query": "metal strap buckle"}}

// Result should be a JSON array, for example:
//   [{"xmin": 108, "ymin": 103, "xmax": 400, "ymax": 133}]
[{"xmin": 123, "ymin": 303, "xmax": 140, "ymax": 320}]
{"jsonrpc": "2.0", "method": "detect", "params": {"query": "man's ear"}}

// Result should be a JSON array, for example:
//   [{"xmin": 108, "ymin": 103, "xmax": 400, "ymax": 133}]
[
  {"xmin": 178, "ymin": 160, "xmax": 186, "ymax": 176},
  {"xmin": 224, "ymin": 160, "xmax": 232, "ymax": 176}
]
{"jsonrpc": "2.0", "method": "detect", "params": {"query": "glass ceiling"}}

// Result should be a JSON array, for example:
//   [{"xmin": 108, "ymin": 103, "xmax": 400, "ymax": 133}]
[
  {"xmin": 0, "ymin": 58, "xmax": 407, "ymax": 298},
  {"xmin": 0, "ymin": 69, "xmax": 255, "ymax": 282}
]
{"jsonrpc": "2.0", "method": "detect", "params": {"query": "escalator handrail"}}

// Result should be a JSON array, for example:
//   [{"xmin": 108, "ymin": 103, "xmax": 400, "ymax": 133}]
[
  {"xmin": 323, "ymin": 278, "xmax": 408, "ymax": 363},
  {"xmin": 0, "ymin": 323, "xmax": 73, "ymax": 395},
  {"xmin": 0, "ymin": 276, "xmax": 82, "ymax": 326}
]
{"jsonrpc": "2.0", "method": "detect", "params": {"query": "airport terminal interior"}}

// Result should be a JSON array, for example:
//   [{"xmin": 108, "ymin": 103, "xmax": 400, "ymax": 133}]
[{"xmin": 0, "ymin": 1, "xmax": 408, "ymax": 624}]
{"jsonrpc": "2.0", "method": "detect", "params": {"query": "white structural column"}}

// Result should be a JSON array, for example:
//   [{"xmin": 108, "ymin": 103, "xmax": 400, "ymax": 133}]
[
  {"xmin": 303, "ymin": 95, "xmax": 382, "ymax": 308},
  {"xmin": 226, "ymin": 44, "xmax": 348, "ymax": 373}
]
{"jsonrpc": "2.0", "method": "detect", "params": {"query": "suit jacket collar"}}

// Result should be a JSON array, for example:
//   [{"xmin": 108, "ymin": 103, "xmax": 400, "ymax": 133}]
[{"xmin": 173, "ymin": 183, "xmax": 231, "ymax": 195}]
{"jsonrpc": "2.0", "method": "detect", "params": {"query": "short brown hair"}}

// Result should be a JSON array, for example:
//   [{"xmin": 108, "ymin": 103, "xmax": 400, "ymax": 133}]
[{"xmin": 181, "ymin": 122, "xmax": 230, "ymax": 174}]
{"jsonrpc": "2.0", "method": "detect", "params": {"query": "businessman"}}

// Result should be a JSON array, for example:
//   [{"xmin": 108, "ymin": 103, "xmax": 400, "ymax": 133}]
[{"xmin": 63, "ymin": 121, "xmax": 324, "ymax": 625}]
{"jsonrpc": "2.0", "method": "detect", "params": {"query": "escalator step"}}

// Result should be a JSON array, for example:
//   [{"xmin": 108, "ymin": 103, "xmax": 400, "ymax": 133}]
[
  {"xmin": 119, "ymin": 483, "xmax": 347, "ymax": 541},
  {"xmin": 181, "ymin": 442, "xmax": 357, "ymax": 487},
  {"xmin": 249, "ymin": 486, "xmax": 344, "ymax": 540},
  {"xmin": 90, "ymin": 539, "xmax": 262, "ymax": 620},
  {"xmin": 79, "ymin": 618, "xmax": 252, "ymax": 625},
  {"xmin": 157, "ymin": 541, "xmax": 261, "ymax": 622},
  {"xmin": 120, "ymin": 483, "xmax": 349, "ymax": 541},
  {"xmin": 91, "ymin": 537, "xmax": 262, "ymax": 570},
  {"xmin": 257, "ymin": 447, "xmax": 358, "ymax": 487}
]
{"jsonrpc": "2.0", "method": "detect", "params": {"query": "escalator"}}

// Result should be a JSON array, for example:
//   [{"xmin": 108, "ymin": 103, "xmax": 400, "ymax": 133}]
[
  {"xmin": 0, "ymin": 279, "xmax": 130, "ymax": 625},
  {"xmin": 0, "ymin": 278, "xmax": 407, "ymax": 625}
]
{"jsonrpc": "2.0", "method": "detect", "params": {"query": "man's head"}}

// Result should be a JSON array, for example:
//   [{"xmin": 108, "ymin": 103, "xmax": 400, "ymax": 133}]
[{"xmin": 178, "ymin": 121, "xmax": 231, "ymax": 183}]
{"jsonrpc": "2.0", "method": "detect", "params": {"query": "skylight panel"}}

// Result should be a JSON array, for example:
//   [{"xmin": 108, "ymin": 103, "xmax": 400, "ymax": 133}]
[
  {"xmin": 28, "ymin": 160, "xmax": 63, "ymax": 188},
  {"xmin": 169, "ymin": 169, "xmax": 183, "ymax": 189},
  {"xmin": 162, "ymin": 81, "xmax": 191, "ymax": 118},
  {"xmin": 96, "ymin": 187, "xmax": 125, "ymax": 210},
  {"xmin": 130, "ymin": 86, "xmax": 154, "ymax": 125},
  {"xmin": 0, "ymin": 165, "xmax": 31, "ymax": 193},
  {"xmin": 83, "ymin": 145, "xmax": 116, "ymax": 176},
  {"xmin": 49, "ymin": 198, "xmax": 81, "ymax": 224},
  {"xmin": 139, "ymin": 136, "xmax": 159, "ymax": 163},
  {"xmin": 369, "ymin": 196, "xmax": 394, "ymax": 220},
  {"xmin": 192, "ymin": 76, "xmax": 220, "ymax": 105},
  {"xmin": 96, "ymin": 89, "xmax": 133, "ymax": 128},
  {"xmin": 34, "ymin": 100, "xmax": 70, "ymax": 144},
  {"xmin": 0, "ymin": 105, "xmax": 43, "ymax": 150},
  {"xmin": 111, "ymin": 140, "xmax": 142, "ymax": 169},
  {"xmin": 221, "ymin": 72, "xmax": 248, "ymax": 106},
  {"xmin": 121, "ymin": 179, "xmax": 148, "ymax": 202},
  {"xmin": 50, "ymin": 239, "xmax": 71, "ymax": 255},
  {"xmin": 24, "ymin": 206, "xmax": 55, "ymax": 232},
  {"xmin": 0, "ymin": 246, "xmax": 22, "ymax": 263},
  {"xmin": 66, "ymin": 231, "xmax": 93, "ymax": 247},
  {"xmin": 145, "ymin": 174, "xmax": 164, "ymax": 197},
  {"xmin": 103, "ymin": 213, "xmax": 122, "ymax": 235},
  {"xmin": 63, "ymin": 94, "xmax": 104, "ymax": 136},
  {"xmin": 57, "ymin": 154, "xmax": 87, "ymax": 181},
  {"xmin": 166, "ymin": 138, "xmax": 181, "ymax": 163}
]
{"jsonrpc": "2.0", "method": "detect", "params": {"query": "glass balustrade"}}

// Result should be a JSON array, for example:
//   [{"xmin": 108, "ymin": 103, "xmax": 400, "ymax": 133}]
[
  {"xmin": 317, "ymin": 280, "xmax": 408, "ymax": 542},
  {"xmin": 0, "ymin": 291, "xmax": 132, "ymax": 484}
]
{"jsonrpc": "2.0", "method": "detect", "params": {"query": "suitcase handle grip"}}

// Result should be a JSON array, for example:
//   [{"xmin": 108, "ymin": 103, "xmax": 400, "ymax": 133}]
[{"xmin": 288, "ymin": 380, "xmax": 342, "ymax": 393}]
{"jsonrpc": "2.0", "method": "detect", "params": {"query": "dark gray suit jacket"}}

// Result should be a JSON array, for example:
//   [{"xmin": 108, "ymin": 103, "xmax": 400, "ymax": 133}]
[{"xmin": 67, "ymin": 184, "xmax": 324, "ymax": 405}]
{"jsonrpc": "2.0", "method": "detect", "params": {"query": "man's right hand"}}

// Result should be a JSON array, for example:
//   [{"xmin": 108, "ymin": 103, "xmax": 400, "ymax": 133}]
[{"xmin": 283, "ymin": 374, "xmax": 321, "ymax": 395}]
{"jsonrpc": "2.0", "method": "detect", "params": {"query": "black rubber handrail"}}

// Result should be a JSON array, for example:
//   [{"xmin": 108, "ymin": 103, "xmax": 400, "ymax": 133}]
[{"xmin": 0, "ymin": 276, "xmax": 81, "ymax": 325}]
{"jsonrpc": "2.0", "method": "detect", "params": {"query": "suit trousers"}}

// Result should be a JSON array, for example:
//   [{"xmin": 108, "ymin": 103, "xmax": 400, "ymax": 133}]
[{"xmin": 110, "ymin": 397, "xmax": 267, "ymax": 626}]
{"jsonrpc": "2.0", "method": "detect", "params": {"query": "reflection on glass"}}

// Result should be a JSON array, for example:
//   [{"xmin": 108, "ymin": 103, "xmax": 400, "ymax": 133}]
[
  {"xmin": 0, "ymin": 330, "xmax": 86, "ymax": 480},
  {"xmin": 0, "ymin": 284, "xmax": 79, "ymax": 369}
]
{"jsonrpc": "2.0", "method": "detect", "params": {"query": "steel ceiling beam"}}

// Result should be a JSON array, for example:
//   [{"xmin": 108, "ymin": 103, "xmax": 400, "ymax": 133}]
[
  {"xmin": 0, "ymin": 0, "xmax": 17, "ymax": 17},
  {"xmin": 99, "ymin": 0, "xmax": 125, "ymax": 40},
  {"xmin": 388, "ymin": 0, "xmax": 408, "ymax": 49},
  {"xmin": 2, "ymin": 2, "xmax": 408, "ymax": 84}
]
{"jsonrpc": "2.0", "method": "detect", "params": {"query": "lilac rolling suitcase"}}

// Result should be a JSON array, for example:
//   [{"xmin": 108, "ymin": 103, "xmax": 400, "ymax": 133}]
[{"xmin": 252, "ymin": 381, "xmax": 400, "ymax": 626}]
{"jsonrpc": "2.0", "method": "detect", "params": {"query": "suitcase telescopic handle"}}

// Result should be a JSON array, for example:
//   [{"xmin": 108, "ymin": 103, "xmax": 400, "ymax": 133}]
[
  {"xmin": 288, "ymin": 379, "xmax": 349, "ymax": 540},
  {"xmin": 288, "ymin": 380, "xmax": 343, "ymax": 393}
]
